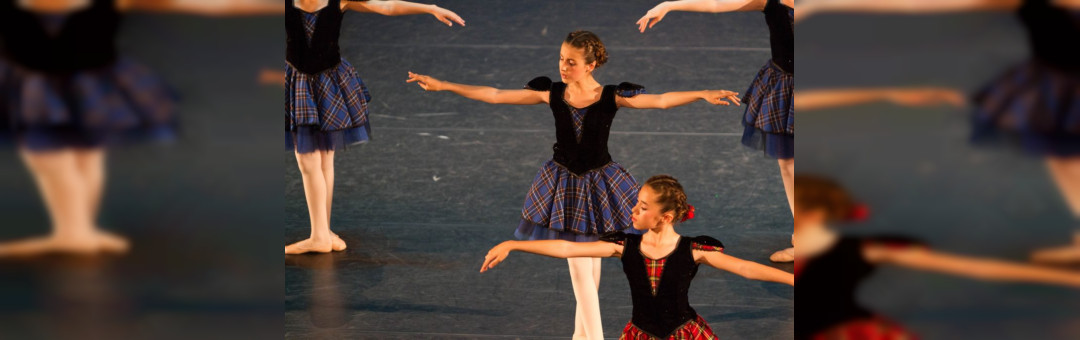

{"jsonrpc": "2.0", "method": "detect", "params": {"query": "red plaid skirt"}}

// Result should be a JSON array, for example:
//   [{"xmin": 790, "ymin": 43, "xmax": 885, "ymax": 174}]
[
  {"xmin": 620, "ymin": 315, "xmax": 719, "ymax": 340},
  {"xmin": 811, "ymin": 317, "xmax": 916, "ymax": 340}
]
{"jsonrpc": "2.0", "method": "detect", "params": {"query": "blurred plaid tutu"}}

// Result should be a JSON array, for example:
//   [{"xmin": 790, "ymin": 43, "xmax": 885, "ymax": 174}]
[
  {"xmin": 0, "ymin": 56, "xmax": 177, "ymax": 151},
  {"xmin": 972, "ymin": 60, "xmax": 1080, "ymax": 157}
]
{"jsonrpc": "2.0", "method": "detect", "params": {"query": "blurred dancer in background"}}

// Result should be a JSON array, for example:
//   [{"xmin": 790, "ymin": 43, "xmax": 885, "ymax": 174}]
[
  {"xmin": 0, "ymin": 0, "xmax": 280, "ymax": 257},
  {"xmin": 795, "ymin": 173, "xmax": 1080, "ymax": 340},
  {"xmin": 798, "ymin": 0, "xmax": 1080, "ymax": 265}
]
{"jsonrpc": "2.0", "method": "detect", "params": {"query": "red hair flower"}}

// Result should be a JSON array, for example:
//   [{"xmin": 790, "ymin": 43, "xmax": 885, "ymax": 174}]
[
  {"xmin": 847, "ymin": 204, "xmax": 870, "ymax": 222},
  {"xmin": 681, "ymin": 205, "xmax": 696, "ymax": 222}
]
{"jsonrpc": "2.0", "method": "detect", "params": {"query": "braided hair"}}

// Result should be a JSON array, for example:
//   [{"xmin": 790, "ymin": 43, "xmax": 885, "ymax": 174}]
[
  {"xmin": 644, "ymin": 175, "xmax": 692, "ymax": 223},
  {"xmin": 564, "ymin": 30, "xmax": 608, "ymax": 68}
]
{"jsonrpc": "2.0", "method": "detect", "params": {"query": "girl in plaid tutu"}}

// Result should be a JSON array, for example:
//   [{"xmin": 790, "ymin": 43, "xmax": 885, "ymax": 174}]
[
  {"xmin": 798, "ymin": 0, "xmax": 1080, "ymax": 264},
  {"xmin": 637, "ymin": 0, "xmax": 797, "ymax": 263},
  {"xmin": 481, "ymin": 175, "xmax": 794, "ymax": 340},
  {"xmin": 0, "ymin": 0, "xmax": 281, "ymax": 256},
  {"xmin": 408, "ymin": 31, "xmax": 742, "ymax": 339},
  {"xmin": 282, "ymin": 0, "xmax": 464, "ymax": 254},
  {"xmin": 795, "ymin": 174, "xmax": 1080, "ymax": 340}
]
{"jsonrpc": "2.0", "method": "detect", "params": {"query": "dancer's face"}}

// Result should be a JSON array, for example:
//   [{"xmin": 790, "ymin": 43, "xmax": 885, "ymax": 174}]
[
  {"xmin": 559, "ymin": 43, "xmax": 594, "ymax": 82},
  {"xmin": 631, "ymin": 186, "xmax": 673, "ymax": 230}
]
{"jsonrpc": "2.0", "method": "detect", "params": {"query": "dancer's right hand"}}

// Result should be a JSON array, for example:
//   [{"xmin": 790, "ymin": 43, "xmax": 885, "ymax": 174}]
[
  {"xmin": 257, "ymin": 69, "xmax": 286, "ymax": 86},
  {"xmin": 481, "ymin": 241, "xmax": 513, "ymax": 273},
  {"xmin": 636, "ymin": 3, "xmax": 670, "ymax": 33},
  {"xmin": 407, "ymin": 72, "xmax": 443, "ymax": 91}
]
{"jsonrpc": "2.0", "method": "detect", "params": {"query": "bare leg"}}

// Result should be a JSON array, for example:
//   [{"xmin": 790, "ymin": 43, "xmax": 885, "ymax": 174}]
[
  {"xmin": 321, "ymin": 150, "xmax": 346, "ymax": 251},
  {"xmin": 591, "ymin": 257, "xmax": 601, "ymax": 289},
  {"xmin": 569, "ymin": 257, "xmax": 604, "ymax": 340},
  {"xmin": 286, "ymin": 150, "xmax": 333, "ymax": 254},
  {"xmin": 771, "ymin": 157, "xmax": 796, "ymax": 263},
  {"xmin": 74, "ymin": 148, "xmax": 128, "ymax": 253},
  {"xmin": 1044, "ymin": 157, "xmax": 1080, "ymax": 217},
  {"xmin": 779, "ymin": 158, "xmax": 795, "ymax": 215},
  {"xmin": 0, "ymin": 148, "xmax": 97, "ymax": 256},
  {"xmin": 1032, "ymin": 156, "xmax": 1080, "ymax": 264}
]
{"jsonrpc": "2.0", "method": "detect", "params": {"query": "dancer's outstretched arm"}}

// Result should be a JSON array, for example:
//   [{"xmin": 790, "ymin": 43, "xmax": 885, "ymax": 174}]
[
  {"xmin": 795, "ymin": 88, "xmax": 966, "ymax": 111},
  {"xmin": 697, "ymin": 250, "xmax": 795, "ymax": 285},
  {"xmin": 638, "ymin": 0, "xmax": 765, "ymax": 32},
  {"xmin": 120, "ymin": 0, "xmax": 285, "ymax": 15},
  {"xmin": 345, "ymin": 0, "xmax": 464, "ymax": 26},
  {"xmin": 618, "ymin": 90, "xmax": 742, "ymax": 109},
  {"xmin": 867, "ymin": 244, "xmax": 1080, "ymax": 288},
  {"xmin": 408, "ymin": 72, "xmax": 549, "ymax": 105},
  {"xmin": 798, "ymin": 0, "xmax": 1024, "ymax": 22},
  {"xmin": 481, "ymin": 240, "xmax": 623, "ymax": 272}
]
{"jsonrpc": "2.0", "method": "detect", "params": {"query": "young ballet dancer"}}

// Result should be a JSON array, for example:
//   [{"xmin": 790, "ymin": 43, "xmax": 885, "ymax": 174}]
[
  {"xmin": 407, "ymin": 31, "xmax": 742, "ymax": 339},
  {"xmin": 0, "ymin": 0, "xmax": 283, "ymax": 257},
  {"xmin": 481, "ymin": 175, "xmax": 794, "ymax": 339},
  {"xmin": 796, "ymin": 0, "xmax": 1080, "ymax": 266},
  {"xmin": 795, "ymin": 174, "xmax": 1080, "ymax": 339},
  {"xmin": 283, "ymin": 0, "xmax": 464, "ymax": 255},
  {"xmin": 637, "ymin": 0, "xmax": 797, "ymax": 263}
]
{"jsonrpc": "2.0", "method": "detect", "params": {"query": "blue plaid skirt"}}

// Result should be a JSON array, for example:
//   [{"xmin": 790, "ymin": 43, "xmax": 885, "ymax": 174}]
[
  {"xmin": 741, "ymin": 60, "xmax": 794, "ymax": 159},
  {"xmin": 515, "ymin": 160, "xmax": 642, "ymax": 242},
  {"xmin": 972, "ymin": 60, "xmax": 1080, "ymax": 157},
  {"xmin": 0, "ymin": 57, "xmax": 177, "ymax": 151},
  {"xmin": 286, "ymin": 58, "xmax": 371, "ymax": 154}
]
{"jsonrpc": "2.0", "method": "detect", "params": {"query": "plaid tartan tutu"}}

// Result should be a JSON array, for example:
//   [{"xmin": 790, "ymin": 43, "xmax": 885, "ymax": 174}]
[
  {"xmin": 740, "ymin": 60, "xmax": 794, "ymax": 159},
  {"xmin": 620, "ymin": 315, "xmax": 718, "ymax": 340},
  {"xmin": 0, "ymin": 56, "xmax": 177, "ymax": 151},
  {"xmin": 811, "ymin": 317, "xmax": 916, "ymax": 340},
  {"xmin": 971, "ymin": 60, "xmax": 1080, "ymax": 157},
  {"xmin": 514, "ymin": 160, "xmax": 641, "ymax": 242},
  {"xmin": 285, "ymin": 58, "xmax": 371, "ymax": 154},
  {"xmin": 286, "ymin": 11, "xmax": 370, "ymax": 154}
]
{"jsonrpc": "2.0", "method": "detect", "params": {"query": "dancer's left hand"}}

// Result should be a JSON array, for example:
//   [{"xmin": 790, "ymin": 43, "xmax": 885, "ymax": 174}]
[
  {"xmin": 258, "ymin": 69, "xmax": 286, "ymax": 86},
  {"xmin": 481, "ymin": 242, "xmax": 512, "ymax": 273},
  {"xmin": 703, "ymin": 90, "xmax": 742, "ymax": 106},
  {"xmin": 429, "ymin": 5, "xmax": 465, "ymax": 27}
]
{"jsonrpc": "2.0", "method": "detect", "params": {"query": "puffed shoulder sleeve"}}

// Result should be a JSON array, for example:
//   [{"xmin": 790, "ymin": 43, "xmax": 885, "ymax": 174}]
[
  {"xmin": 525, "ymin": 77, "xmax": 553, "ymax": 91},
  {"xmin": 690, "ymin": 236, "xmax": 725, "ymax": 252},
  {"xmin": 616, "ymin": 82, "xmax": 646, "ymax": 97},
  {"xmin": 599, "ymin": 231, "xmax": 628, "ymax": 245}
]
